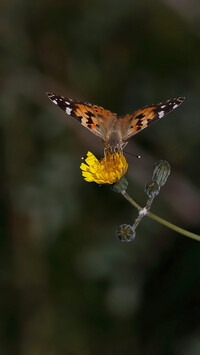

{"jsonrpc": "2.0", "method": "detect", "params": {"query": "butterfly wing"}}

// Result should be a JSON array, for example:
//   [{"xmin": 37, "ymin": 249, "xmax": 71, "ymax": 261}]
[
  {"xmin": 47, "ymin": 92, "xmax": 117, "ymax": 139},
  {"xmin": 121, "ymin": 97, "xmax": 185, "ymax": 140}
]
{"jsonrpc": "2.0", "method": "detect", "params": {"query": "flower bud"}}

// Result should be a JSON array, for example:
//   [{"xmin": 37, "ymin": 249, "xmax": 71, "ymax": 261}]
[
  {"xmin": 116, "ymin": 224, "xmax": 136, "ymax": 242},
  {"xmin": 152, "ymin": 160, "xmax": 171, "ymax": 187},
  {"xmin": 145, "ymin": 180, "xmax": 160, "ymax": 198},
  {"xmin": 112, "ymin": 177, "xmax": 128, "ymax": 193}
]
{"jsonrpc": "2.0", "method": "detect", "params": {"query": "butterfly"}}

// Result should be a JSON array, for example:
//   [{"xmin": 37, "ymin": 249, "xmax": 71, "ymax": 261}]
[{"xmin": 46, "ymin": 92, "xmax": 185, "ymax": 154}]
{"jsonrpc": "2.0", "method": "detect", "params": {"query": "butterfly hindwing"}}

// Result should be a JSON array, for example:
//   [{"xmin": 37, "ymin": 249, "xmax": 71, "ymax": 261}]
[
  {"xmin": 47, "ymin": 92, "xmax": 185, "ymax": 153},
  {"xmin": 47, "ymin": 92, "xmax": 117, "ymax": 139},
  {"xmin": 121, "ymin": 97, "xmax": 185, "ymax": 140}
]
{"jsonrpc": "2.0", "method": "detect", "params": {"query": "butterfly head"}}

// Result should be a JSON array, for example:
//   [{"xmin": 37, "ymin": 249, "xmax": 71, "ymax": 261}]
[
  {"xmin": 105, "ymin": 145, "xmax": 121, "ymax": 155},
  {"xmin": 105, "ymin": 133, "xmax": 128, "ymax": 155}
]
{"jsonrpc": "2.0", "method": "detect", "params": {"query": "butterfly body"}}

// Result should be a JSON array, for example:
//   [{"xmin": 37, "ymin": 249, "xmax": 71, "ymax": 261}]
[
  {"xmin": 101, "ymin": 120, "xmax": 123, "ymax": 154},
  {"xmin": 47, "ymin": 93, "xmax": 185, "ymax": 154}
]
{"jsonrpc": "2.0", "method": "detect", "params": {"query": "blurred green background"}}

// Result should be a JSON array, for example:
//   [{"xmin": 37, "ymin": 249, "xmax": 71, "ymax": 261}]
[{"xmin": 0, "ymin": 1, "xmax": 200, "ymax": 354}]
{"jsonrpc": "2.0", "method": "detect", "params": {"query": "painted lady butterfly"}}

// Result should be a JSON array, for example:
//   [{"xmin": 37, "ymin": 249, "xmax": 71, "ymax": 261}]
[{"xmin": 47, "ymin": 93, "xmax": 185, "ymax": 154}]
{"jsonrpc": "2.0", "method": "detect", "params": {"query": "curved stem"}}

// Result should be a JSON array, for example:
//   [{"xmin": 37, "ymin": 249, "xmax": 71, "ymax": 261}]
[{"xmin": 122, "ymin": 191, "xmax": 200, "ymax": 242}]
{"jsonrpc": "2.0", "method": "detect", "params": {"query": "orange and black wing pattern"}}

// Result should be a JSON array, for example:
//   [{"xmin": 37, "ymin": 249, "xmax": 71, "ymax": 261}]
[
  {"xmin": 121, "ymin": 97, "xmax": 185, "ymax": 140},
  {"xmin": 47, "ymin": 92, "xmax": 117, "ymax": 139}
]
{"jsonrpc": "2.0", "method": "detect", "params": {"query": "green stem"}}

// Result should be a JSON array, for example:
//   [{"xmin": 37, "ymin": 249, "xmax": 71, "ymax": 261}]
[
  {"xmin": 122, "ymin": 191, "xmax": 200, "ymax": 242},
  {"xmin": 122, "ymin": 191, "xmax": 141, "ymax": 210}
]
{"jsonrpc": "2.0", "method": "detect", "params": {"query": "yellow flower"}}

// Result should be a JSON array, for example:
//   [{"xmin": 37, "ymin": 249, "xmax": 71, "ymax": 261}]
[{"xmin": 80, "ymin": 151, "xmax": 128, "ymax": 184}]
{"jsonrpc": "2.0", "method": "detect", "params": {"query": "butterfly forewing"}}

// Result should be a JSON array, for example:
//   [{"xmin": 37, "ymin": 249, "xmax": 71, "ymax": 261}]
[
  {"xmin": 121, "ymin": 97, "xmax": 185, "ymax": 140},
  {"xmin": 47, "ymin": 92, "xmax": 185, "ymax": 153},
  {"xmin": 46, "ymin": 92, "xmax": 117, "ymax": 139}
]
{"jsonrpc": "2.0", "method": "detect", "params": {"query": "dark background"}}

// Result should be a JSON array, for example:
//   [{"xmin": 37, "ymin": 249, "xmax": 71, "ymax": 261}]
[{"xmin": 0, "ymin": 1, "xmax": 200, "ymax": 354}]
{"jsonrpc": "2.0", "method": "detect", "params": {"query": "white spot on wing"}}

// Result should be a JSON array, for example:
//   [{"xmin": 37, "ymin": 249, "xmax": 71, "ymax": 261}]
[
  {"xmin": 52, "ymin": 99, "xmax": 58, "ymax": 105},
  {"xmin": 173, "ymin": 104, "xmax": 179, "ymax": 109},
  {"xmin": 158, "ymin": 111, "xmax": 164, "ymax": 118},
  {"xmin": 66, "ymin": 107, "xmax": 72, "ymax": 115}
]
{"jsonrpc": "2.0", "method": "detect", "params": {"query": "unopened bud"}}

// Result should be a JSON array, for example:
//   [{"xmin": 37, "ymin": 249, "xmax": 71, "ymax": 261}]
[
  {"xmin": 152, "ymin": 160, "xmax": 171, "ymax": 187},
  {"xmin": 116, "ymin": 224, "xmax": 136, "ymax": 242},
  {"xmin": 145, "ymin": 180, "xmax": 160, "ymax": 198}
]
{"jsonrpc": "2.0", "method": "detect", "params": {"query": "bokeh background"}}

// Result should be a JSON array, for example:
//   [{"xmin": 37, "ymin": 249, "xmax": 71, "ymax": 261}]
[{"xmin": 0, "ymin": 1, "xmax": 200, "ymax": 354}]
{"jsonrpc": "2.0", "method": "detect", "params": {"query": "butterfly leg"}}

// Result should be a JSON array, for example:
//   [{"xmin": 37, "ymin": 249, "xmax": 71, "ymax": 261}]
[
  {"xmin": 104, "ymin": 147, "xmax": 108, "ymax": 165},
  {"xmin": 121, "ymin": 141, "xmax": 128, "ymax": 151}
]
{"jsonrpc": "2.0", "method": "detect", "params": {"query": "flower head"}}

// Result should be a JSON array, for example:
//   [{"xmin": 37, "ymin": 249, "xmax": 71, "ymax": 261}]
[
  {"xmin": 80, "ymin": 151, "xmax": 128, "ymax": 184},
  {"xmin": 116, "ymin": 224, "xmax": 136, "ymax": 242}
]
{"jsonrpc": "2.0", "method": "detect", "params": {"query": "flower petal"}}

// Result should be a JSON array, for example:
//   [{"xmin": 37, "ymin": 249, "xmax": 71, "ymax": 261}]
[{"xmin": 80, "ymin": 151, "xmax": 128, "ymax": 184}]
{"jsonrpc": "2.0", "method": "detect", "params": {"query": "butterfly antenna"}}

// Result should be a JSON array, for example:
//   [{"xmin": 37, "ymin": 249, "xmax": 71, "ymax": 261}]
[{"xmin": 124, "ymin": 150, "xmax": 141, "ymax": 159}]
